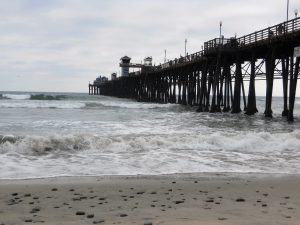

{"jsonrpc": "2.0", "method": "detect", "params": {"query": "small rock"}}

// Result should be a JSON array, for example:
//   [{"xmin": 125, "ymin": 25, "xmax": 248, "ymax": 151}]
[
  {"xmin": 11, "ymin": 193, "xmax": 18, "ymax": 196},
  {"xmin": 236, "ymin": 198, "xmax": 245, "ymax": 202},
  {"xmin": 93, "ymin": 220, "xmax": 105, "ymax": 224},
  {"xmin": 87, "ymin": 214, "xmax": 94, "ymax": 218},
  {"xmin": 76, "ymin": 211, "xmax": 85, "ymax": 215},
  {"xmin": 120, "ymin": 213, "xmax": 128, "ymax": 217},
  {"xmin": 144, "ymin": 222, "xmax": 153, "ymax": 225},
  {"xmin": 51, "ymin": 188, "xmax": 58, "ymax": 191},
  {"xmin": 218, "ymin": 217, "xmax": 228, "ymax": 221},
  {"xmin": 174, "ymin": 200, "xmax": 184, "ymax": 204}
]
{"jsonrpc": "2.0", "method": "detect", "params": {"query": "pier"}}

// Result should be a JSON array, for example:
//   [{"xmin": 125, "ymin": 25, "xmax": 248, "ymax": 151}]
[{"xmin": 91, "ymin": 18, "xmax": 300, "ymax": 122}]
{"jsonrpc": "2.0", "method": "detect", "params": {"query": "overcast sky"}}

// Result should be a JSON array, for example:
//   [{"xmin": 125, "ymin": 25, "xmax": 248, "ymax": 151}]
[{"xmin": 0, "ymin": 0, "xmax": 299, "ymax": 95}]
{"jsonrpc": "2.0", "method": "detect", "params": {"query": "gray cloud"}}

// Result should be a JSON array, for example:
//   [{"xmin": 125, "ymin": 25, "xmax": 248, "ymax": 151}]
[{"xmin": 0, "ymin": 0, "xmax": 299, "ymax": 95}]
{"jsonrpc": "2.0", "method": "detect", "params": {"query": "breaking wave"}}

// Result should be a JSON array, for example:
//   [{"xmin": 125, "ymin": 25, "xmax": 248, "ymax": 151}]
[
  {"xmin": 0, "ymin": 93, "xmax": 67, "ymax": 101},
  {"xmin": 0, "ymin": 130, "xmax": 299, "ymax": 177}
]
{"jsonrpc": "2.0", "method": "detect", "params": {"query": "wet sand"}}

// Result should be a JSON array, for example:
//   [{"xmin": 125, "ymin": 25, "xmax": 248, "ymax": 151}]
[{"xmin": 0, "ymin": 173, "xmax": 299, "ymax": 225}]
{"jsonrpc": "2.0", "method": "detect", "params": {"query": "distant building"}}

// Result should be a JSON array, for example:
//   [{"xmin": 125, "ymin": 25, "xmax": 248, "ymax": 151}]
[
  {"xmin": 111, "ymin": 73, "xmax": 117, "ymax": 80},
  {"xmin": 144, "ymin": 57, "xmax": 153, "ymax": 66},
  {"xmin": 94, "ymin": 75, "xmax": 108, "ymax": 85}
]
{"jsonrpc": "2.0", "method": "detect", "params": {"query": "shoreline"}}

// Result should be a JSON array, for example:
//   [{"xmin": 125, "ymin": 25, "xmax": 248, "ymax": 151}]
[
  {"xmin": 1, "ymin": 171, "xmax": 300, "ymax": 182},
  {"xmin": 0, "ymin": 173, "xmax": 299, "ymax": 225}
]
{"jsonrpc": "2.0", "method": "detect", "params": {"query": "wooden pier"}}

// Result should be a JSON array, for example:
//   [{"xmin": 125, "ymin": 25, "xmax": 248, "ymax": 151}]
[{"xmin": 93, "ymin": 18, "xmax": 300, "ymax": 122}]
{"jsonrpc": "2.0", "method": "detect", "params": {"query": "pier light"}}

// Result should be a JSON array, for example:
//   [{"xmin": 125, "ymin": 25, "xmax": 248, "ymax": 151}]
[
  {"xmin": 219, "ymin": 21, "xmax": 223, "ymax": 38},
  {"xmin": 287, "ymin": 0, "xmax": 289, "ymax": 21},
  {"xmin": 185, "ymin": 39, "xmax": 187, "ymax": 56},
  {"xmin": 295, "ymin": 9, "xmax": 298, "ymax": 18}
]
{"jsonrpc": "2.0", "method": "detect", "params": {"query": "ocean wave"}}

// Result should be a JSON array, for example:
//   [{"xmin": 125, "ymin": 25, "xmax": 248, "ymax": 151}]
[
  {"xmin": 0, "ymin": 101, "xmax": 86, "ymax": 109},
  {"xmin": 1, "ymin": 130, "xmax": 299, "ymax": 157},
  {"xmin": 0, "ymin": 93, "xmax": 67, "ymax": 101},
  {"xmin": 1, "ymin": 93, "xmax": 31, "ymax": 100},
  {"xmin": 0, "ymin": 130, "xmax": 300, "ymax": 178}
]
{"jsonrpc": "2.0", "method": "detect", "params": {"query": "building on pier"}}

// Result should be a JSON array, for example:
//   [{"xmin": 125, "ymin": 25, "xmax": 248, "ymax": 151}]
[{"xmin": 88, "ymin": 75, "xmax": 108, "ymax": 95}]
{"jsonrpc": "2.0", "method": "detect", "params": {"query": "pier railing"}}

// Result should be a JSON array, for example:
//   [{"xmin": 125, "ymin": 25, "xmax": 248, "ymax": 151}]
[
  {"xmin": 105, "ymin": 17, "xmax": 300, "ymax": 77},
  {"xmin": 155, "ymin": 17, "xmax": 300, "ymax": 71},
  {"xmin": 237, "ymin": 17, "xmax": 300, "ymax": 46}
]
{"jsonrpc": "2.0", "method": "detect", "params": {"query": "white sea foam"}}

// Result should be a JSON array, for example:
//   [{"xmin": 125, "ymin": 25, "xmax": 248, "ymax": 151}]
[
  {"xmin": 99, "ymin": 101, "xmax": 176, "ymax": 109},
  {"xmin": 2, "ymin": 93, "xmax": 31, "ymax": 100},
  {"xmin": 0, "ymin": 130, "xmax": 299, "ymax": 179},
  {"xmin": 0, "ymin": 100, "xmax": 86, "ymax": 109}
]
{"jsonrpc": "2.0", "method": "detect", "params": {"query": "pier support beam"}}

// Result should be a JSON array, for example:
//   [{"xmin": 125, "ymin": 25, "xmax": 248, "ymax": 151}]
[
  {"xmin": 223, "ymin": 63, "xmax": 231, "ymax": 112},
  {"xmin": 288, "ymin": 57, "xmax": 299, "ymax": 122},
  {"xmin": 246, "ymin": 56, "xmax": 258, "ymax": 115},
  {"xmin": 281, "ymin": 56, "xmax": 289, "ymax": 116},
  {"xmin": 197, "ymin": 62, "xmax": 208, "ymax": 112},
  {"xmin": 232, "ymin": 54, "xmax": 242, "ymax": 114},
  {"xmin": 264, "ymin": 49, "xmax": 276, "ymax": 118}
]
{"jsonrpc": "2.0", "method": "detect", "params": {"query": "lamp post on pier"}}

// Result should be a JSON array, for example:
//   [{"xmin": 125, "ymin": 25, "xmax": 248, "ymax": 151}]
[
  {"xmin": 219, "ymin": 21, "xmax": 223, "ymax": 38},
  {"xmin": 287, "ymin": 0, "xmax": 289, "ymax": 21},
  {"xmin": 295, "ymin": 9, "xmax": 298, "ymax": 18},
  {"xmin": 184, "ymin": 39, "xmax": 187, "ymax": 56}
]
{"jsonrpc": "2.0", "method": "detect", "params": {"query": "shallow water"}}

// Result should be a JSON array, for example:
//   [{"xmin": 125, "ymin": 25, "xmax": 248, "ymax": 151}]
[{"xmin": 0, "ymin": 91, "xmax": 299, "ymax": 179}]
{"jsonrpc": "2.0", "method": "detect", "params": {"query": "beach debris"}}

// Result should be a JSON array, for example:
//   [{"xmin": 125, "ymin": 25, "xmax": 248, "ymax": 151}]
[
  {"xmin": 93, "ymin": 219, "xmax": 105, "ymax": 224},
  {"xmin": 236, "ymin": 198, "xmax": 246, "ymax": 202},
  {"xmin": 76, "ymin": 211, "xmax": 85, "ymax": 215}
]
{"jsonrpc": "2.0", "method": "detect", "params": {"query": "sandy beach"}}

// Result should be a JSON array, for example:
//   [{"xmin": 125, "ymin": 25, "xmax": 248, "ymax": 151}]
[{"xmin": 0, "ymin": 173, "xmax": 299, "ymax": 225}]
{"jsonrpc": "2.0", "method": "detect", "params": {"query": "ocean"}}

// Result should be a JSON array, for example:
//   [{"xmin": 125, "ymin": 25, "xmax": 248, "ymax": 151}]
[{"xmin": 0, "ymin": 91, "xmax": 300, "ymax": 179}]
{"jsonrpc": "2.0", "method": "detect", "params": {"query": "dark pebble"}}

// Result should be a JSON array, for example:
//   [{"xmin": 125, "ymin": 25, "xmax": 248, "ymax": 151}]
[
  {"xmin": 12, "ymin": 193, "xmax": 18, "ymax": 196},
  {"xmin": 93, "ymin": 220, "xmax": 105, "ymax": 224},
  {"xmin": 236, "ymin": 198, "xmax": 245, "ymax": 202},
  {"xmin": 24, "ymin": 194, "xmax": 31, "ymax": 197},
  {"xmin": 87, "ymin": 214, "xmax": 94, "ymax": 218},
  {"xmin": 30, "ymin": 208, "xmax": 40, "ymax": 213},
  {"xmin": 151, "ymin": 191, "xmax": 157, "ymax": 195},
  {"xmin": 51, "ymin": 188, "xmax": 58, "ymax": 191},
  {"xmin": 24, "ymin": 219, "xmax": 33, "ymax": 223},
  {"xmin": 144, "ymin": 223, "xmax": 153, "ymax": 225},
  {"xmin": 262, "ymin": 204, "xmax": 268, "ymax": 207},
  {"xmin": 206, "ymin": 199, "xmax": 214, "ymax": 203},
  {"xmin": 120, "ymin": 214, "xmax": 128, "ymax": 217},
  {"xmin": 76, "ymin": 211, "xmax": 85, "ymax": 215},
  {"xmin": 218, "ymin": 217, "xmax": 228, "ymax": 221},
  {"xmin": 174, "ymin": 200, "xmax": 184, "ymax": 204},
  {"xmin": 69, "ymin": 189, "xmax": 74, "ymax": 192}
]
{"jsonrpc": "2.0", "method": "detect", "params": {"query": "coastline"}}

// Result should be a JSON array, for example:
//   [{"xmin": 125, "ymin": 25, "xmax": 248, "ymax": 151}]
[{"xmin": 0, "ymin": 173, "xmax": 299, "ymax": 225}]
